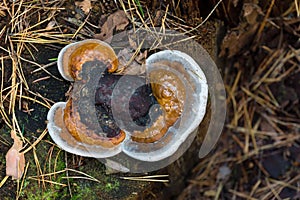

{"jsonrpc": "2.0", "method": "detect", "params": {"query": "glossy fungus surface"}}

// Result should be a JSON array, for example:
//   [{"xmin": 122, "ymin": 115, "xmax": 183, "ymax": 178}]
[{"xmin": 48, "ymin": 39, "xmax": 208, "ymax": 164}]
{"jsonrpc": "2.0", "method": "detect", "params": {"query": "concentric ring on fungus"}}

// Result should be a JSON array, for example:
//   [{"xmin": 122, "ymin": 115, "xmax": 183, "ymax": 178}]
[
  {"xmin": 57, "ymin": 39, "xmax": 119, "ymax": 81},
  {"xmin": 60, "ymin": 39, "xmax": 125, "ymax": 148},
  {"xmin": 47, "ymin": 39, "xmax": 208, "ymax": 162}
]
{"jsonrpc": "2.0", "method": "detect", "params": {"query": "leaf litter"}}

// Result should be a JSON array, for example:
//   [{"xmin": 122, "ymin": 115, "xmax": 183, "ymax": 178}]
[
  {"xmin": 75, "ymin": 0, "xmax": 92, "ymax": 15},
  {"xmin": 1, "ymin": 0, "xmax": 300, "ymax": 199},
  {"xmin": 94, "ymin": 10, "xmax": 129, "ymax": 42},
  {"xmin": 5, "ymin": 131, "xmax": 25, "ymax": 180}
]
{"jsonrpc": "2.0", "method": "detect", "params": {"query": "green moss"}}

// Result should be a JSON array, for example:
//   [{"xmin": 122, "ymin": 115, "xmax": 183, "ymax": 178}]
[
  {"xmin": 20, "ymin": 147, "xmax": 67, "ymax": 199},
  {"xmin": 0, "ymin": 127, "xmax": 11, "ymax": 175},
  {"xmin": 1, "ymin": 122, "xmax": 146, "ymax": 200},
  {"xmin": 70, "ymin": 184, "xmax": 93, "ymax": 200},
  {"xmin": 22, "ymin": 185, "xmax": 60, "ymax": 200},
  {"xmin": 19, "ymin": 144, "xmax": 123, "ymax": 199},
  {"xmin": 0, "ymin": 153, "xmax": 6, "ymax": 174},
  {"xmin": 104, "ymin": 180, "xmax": 120, "ymax": 192}
]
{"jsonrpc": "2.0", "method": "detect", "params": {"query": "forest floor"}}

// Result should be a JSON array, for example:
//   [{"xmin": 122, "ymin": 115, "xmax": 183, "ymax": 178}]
[{"xmin": 0, "ymin": 0, "xmax": 300, "ymax": 199}]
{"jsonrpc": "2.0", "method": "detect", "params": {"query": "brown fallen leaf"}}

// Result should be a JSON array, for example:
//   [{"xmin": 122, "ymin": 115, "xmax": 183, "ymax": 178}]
[
  {"xmin": 219, "ymin": 23, "xmax": 259, "ymax": 58},
  {"xmin": 5, "ymin": 130, "xmax": 25, "ymax": 180},
  {"xmin": 243, "ymin": 3, "xmax": 263, "ymax": 25},
  {"xmin": 75, "ymin": 0, "xmax": 92, "ymax": 15},
  {"xmin": 116, "ymin": 48, "xmax": 146, "ymax": 75},
  {"xmin": 94, "ymin": 10, "xmax": 129, "ymax": 42},
  {"xmin": 153, "ymin": 10, "xmax": 163, "ymax": 26},
  {"xmin": 45, "ymin": 21, "xmax": 56, "ymax": 30}
]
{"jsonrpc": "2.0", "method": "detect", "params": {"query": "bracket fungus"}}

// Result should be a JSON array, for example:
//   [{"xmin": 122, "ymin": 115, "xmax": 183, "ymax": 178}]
[{"xmin": 47, "ymin": 39, "xmax": 208, "ymax": 164}]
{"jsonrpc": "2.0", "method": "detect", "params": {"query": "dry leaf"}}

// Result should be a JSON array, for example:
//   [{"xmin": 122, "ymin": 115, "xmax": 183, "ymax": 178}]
[
  {"xmin": 243, "ymin": 3, "xmax": 263, "ymax": 25},
  {"xmin": 153, "ymin": 10, "xmax": 163, "ymax": 26},
  {"xmin": 117, "ymin": 48, "xmax": 146, "ymax": 75},
  {"xmin": 6, "ymin": 131, "xmax": 25, "ymax": 180},
  {"xmin": 113, "ymin": 11, "xmax": 129, "ymax": 31},
  {"xmin": 135, "ymin": 50, "xmax": 147, "ymax": 64},
  {"xmin": 45, "ymin": 21, "xmax": 56, "ymax": 30},
  {"xmin": 75, "ymin": 0, "xmax": 92, "ymax": 15},
  {"xmin": 128, "ymin": 36, "xmax": 138, "ymax": 50},
  {"xmin": 94, "ymin": 10, "xmax": 129, "ymax": 42},
  {"xmin": 219, "ymin": 23, "xmax": 259, "ymax": 58}
]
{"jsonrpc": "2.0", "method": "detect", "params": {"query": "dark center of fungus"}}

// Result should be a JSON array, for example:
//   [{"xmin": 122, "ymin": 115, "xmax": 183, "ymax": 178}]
[{"xmin": 73, "ymin": 60, "xmax": 160, "ymax": 138}]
